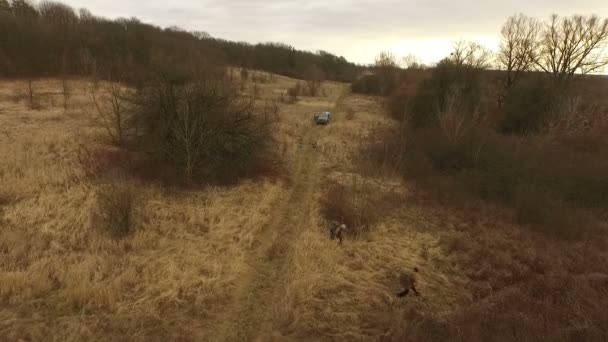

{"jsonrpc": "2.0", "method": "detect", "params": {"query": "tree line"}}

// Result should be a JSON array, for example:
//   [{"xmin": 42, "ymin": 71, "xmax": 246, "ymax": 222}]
[
  {"xmin": 0, "ymin": 0, "xmax": 362, "ymax": 82},
  {"xmin": 354, "ymin": 13, "xmax": 607, "ymax": 98}
]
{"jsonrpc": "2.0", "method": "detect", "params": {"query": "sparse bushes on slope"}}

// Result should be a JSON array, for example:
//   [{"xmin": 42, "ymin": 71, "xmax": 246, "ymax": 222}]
[
  {"xmin": 352, "ymin": 52, "xmax": 404, "ymax": 96},
  {"xmin": 368, "ymin": 51, "xmax": 608, "ymax": 237},
  {"xmin": 405, "ymin": 59, "xmax": 483, "ymax": 128},
  {"xmin": 377, "ymin": 122, "xmax": 608, "ymax": 236}
]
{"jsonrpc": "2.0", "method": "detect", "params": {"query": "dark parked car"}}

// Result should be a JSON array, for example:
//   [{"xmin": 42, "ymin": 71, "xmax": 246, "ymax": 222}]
[{"xmin": 314, "ymin": 111, "xmax": 331, "ymax": 125}]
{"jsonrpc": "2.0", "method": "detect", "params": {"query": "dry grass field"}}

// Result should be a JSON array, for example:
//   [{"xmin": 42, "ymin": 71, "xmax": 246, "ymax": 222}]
[{"xmin": 1, "ymin": 72, "xmax": 607, "ymax": 341}]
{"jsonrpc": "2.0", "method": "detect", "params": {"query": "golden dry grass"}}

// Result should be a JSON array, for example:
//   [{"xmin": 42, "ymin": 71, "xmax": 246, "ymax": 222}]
[{"xmin": 0, "ymin": 78, "xmax": 287, "ymax": 341}]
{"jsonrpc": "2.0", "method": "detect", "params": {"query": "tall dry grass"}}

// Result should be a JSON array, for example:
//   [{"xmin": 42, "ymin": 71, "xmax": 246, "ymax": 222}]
[
  {"xmin": 253, "ymin": 89, "xmax": 474, "ymax": 340},
  {"xmin": 0, "ymin": 78, "xmax": 287, "ymax": 340},
  {"xmin": 4, "ymin": 74, "xmax": 605, "ymax": 341}
]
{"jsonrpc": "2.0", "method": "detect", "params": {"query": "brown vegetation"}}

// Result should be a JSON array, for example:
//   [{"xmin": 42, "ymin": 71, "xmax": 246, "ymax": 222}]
[
  {"xmin": 1, "ymin": 3, "xmax": 608, "ymax": 341},
  {"xmin": 94, "ymin": 181, "xmax": 137, "ymax": 238},
  {"xmin": 132, "ymin": 70, "xmax": 278, "ymax": 184},
  {"xmin": 359, "ymin": 15, "xmax": 608, "ymax": 340}
]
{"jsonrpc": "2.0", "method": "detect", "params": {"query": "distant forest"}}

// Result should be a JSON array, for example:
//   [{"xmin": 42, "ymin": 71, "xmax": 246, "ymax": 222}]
[{"xmin": 0, "ymin": 0, "xmax": 363, "ymax": 82}]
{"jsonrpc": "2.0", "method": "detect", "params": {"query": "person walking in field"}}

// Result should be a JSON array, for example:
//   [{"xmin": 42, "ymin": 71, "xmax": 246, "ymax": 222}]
[
  {"xmin": 397, "ymin": 267, "xmax": 419, "ymax": 297},
  {"xmin": 329, "ymin": 221, "xmax": 346, "ymax": 245}
]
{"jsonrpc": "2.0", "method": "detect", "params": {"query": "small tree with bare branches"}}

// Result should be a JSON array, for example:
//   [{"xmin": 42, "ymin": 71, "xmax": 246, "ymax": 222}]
[
  {"xmin": 402, "ymin": 53, "xmax": 423, "ymax": 69},
  {"xmin": 25, "ymin": 79, "xmax": 40, "ymax": 110},
  {"xmin": 451, "ymin": 40, "xmax": 493, "ymax": 69},
  {"xmin": 374, "ymin": 51, "xmax": 401, "ymax": 95},
  {"xmin": 89, "ymin": 77, "xmax": 137, "ymax": 147}
]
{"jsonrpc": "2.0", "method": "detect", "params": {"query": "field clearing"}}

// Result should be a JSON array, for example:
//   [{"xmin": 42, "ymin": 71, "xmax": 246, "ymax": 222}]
[
  {"xmin": 0, "ymin": 75, "xmax": 465, "ymax": 341},
  {"xmin": 2, "ymin": 72, "xmax": 607, "ymax": 341}
]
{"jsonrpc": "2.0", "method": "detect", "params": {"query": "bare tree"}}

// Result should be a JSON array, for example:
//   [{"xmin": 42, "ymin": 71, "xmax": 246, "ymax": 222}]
[
  {"xmin": 451, "ymin": 40, "xmax": 493, "ymax": 69},
  {"xmin": 39, "ymin": 1, "xmax": 78, "ymax": 28},
  {"xmin": 172, "ymin": 96, "xmax": 211, "ymax": 181},
  {"xmin": 375, "ymin": 51, "xmax": 399, "ymax": 68},
  {"xmin": 535, "ymin": 14, "xmax": 608, "ymax": 83},
  {"xmin": 402, "ymin": 53, "xmax": 423, "ymax": 69},
  {"xmin": 305, "ymin": 64, "xmax": 325, "ymax": 97},
  {"xmin": 89, "ymin": 78, "xmax": 136, "ymax": 147},
  {"xmin": 26, "ymin": 79, "xmax": 38, "ymax": 110},
  {"xmin": 498, "ymin": 14, "xmax": 542, "ymax": 90},
  {"xmin": 374, "ymin": 51, "xmax": 400, "ymax": 95}
]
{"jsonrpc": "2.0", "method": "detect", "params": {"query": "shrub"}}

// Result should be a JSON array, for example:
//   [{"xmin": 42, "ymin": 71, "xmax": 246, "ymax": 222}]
[
  {"xmin": 367, "ymin": 74, "xmax": 608, "ymax": 237},
  {"xmin": 76, "ymin": 145, "xmax": 132, "ymax": 182},
  {"xmin": 286, "ymin": 82, "xmax": 302, "ymax": 104},
  {"xmin": 386, "ymin": 85, "xmax": 410, "ymax": 121},
  {"xmin": 407, "ymin": 59, "xmax": 482, "ymax": 128},
  {"xmin": 351, "ymin": 74, "xmax": 382, "ymax": 95},
  {"xmin": 396, "ymin": 126, "xmax": 608, "ymax": 236},
  {"xmin": 500, "ymin": 77, "xmax": 559, "ymax": 134},
  {"xmin": 133, "ymin": 70, "xmax": 277, "ymax": 184},
  {"xmin": 95, "ymin": 182, "xmax": 136, "ymax": 238},
  {"xmin": 351, "ymin": 71, "xmax": 402, "ymax": 96},
  {"xmin": 89, "ymin": 79, "xmax": 137, "ymax": 147}
]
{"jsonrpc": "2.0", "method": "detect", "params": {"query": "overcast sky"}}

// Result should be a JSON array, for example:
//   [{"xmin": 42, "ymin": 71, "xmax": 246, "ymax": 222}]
[{"xmin": 61, "ymin": 0, "xmax": 608, "ymax": 65}]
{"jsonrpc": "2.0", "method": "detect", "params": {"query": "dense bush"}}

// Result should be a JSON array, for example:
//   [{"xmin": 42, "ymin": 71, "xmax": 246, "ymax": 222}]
[
  {"xmin": 383, "ymin": 124, "xmax": 608, "ymax": 236},
  {"xmin": 500, "ymin": 77, "xmax": 560, "ymax": 134},
  {"xmin": 351, "ymin": 69, "xmax": 403, "ymax": 96},
  {"xmin": 133, "ymin": 69, "xmax": 278, "ymax": 184}
]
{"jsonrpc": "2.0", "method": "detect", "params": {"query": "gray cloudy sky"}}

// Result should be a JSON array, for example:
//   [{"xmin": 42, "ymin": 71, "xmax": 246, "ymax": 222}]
[{"xmin": 62, "ymin": 0, "xmax": 608, "ymax": 65}]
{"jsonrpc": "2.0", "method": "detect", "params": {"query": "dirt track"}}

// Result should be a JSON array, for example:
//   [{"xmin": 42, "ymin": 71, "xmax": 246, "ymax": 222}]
[{"xmin": 211, "ymin": 116, "xmax": 323, "ymax": 342}]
